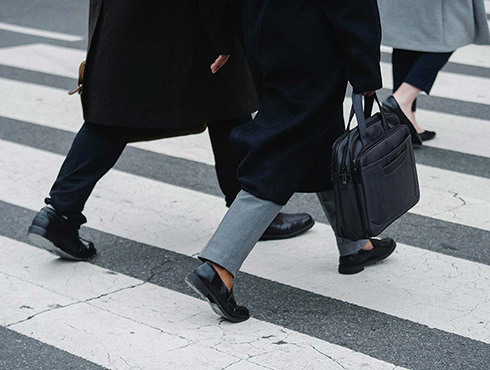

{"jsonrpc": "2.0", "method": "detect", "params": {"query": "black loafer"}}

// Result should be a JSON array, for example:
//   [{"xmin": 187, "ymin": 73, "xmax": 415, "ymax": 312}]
[
  {"xmin": 339, "ymin": 238, "xmax": 396, "ymax": 275},
  {"xmin": 27, "ymin": 206, "xmax": 97, "ymax": 261},
  {"xmin": 186, "ymin": 262, "xmax": 250, "ymax": 323},
  {"xmin": 260, "ymin": 212, "xmax": 315, "ymax": 241},
  {"xmin": 419, "ymin": 130, "xmax": 436, "ymax": 142},
  {"xmin": 382, "ymin": 96, "xmax": 423, "ymax": 146}
]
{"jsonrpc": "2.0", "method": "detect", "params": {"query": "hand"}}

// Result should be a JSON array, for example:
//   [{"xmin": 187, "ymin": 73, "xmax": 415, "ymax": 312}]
[
  {"xmin": 211, "ymin": 55, "xmax": 230, "ymax": 74},
  {"xmin": 362, "ymin": 90, "xmax": 376, "ymax": 97}
]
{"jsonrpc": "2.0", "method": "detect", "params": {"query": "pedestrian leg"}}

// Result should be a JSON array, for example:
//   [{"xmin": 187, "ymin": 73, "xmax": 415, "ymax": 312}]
[
  {"xmin": 207, "ymin": 116, "xmax": 251, "ymax": 207},
  {"xmin": 48, "ymin": 122, "xmax": 129, "ymax": 227},
  {"xmin": 208, "ymin": 116, "xmax": 315, "ymax": 241},
  {"xmin": 316, "ymin": 191, "xmax": 367, "ymax": 257},
  {"xmin": 316, "ymin": 190, "xmax": 397, "ymax": 275},
  {"xmin": 186, "ymin": 190, "xmax": 282, "ymax": 322}
]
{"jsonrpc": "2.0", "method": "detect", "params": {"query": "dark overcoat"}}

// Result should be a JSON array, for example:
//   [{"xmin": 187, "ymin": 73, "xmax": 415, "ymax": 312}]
[
  {"xmin": 231, "ymin": 0, "xmax": 383, "ymax": 205},
  {"xmin": 82, "ymin": 0, "xmax": 259, "ymax": 129}
]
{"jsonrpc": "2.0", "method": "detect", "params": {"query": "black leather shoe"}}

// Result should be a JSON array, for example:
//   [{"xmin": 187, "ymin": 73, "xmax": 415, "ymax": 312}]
[
  {"xmin": 27, "ymin": 206, "xmax": 97, "ymax": 261},
  {"xmin": 339, "ymin": 238, "xmax": 396, "ymax": 275},
  {"xmin": 419, "ymin": 130, "xmax": 436, "ymax": 142},
  {"xmin": 260, "ymin": 212, "xmax": 315, "ymax": 241},
  {"xmin": 382, "ymin": 96, "xmax": 423, "ymax": 146},
  {"xmin": 186, "ymin": 262, "xmax": 250, "ymax": 323}
]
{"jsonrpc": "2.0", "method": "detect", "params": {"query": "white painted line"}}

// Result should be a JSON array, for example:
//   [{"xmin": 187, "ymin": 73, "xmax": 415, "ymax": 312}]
[
  {"xmin": 381, "ymin": 62, "xmax": 490, "ymax": 105},
  {"xmin": 0, "ymin": 272, "xmax": 76, "ymax": 327},
  {"xmin": 0, "ymin": 77, "xmax": 489, "ymax": 231},
  {"xmin": 0, "ymin": 236, "xmax": 402, "ymax": 370},
  {"xmin": 414, "ymin": 164, "xmax": 490, "ymax": 231},
  {"xmin": 1, "ymin": 43, "xmax": 489, "ymax": 159},
  {"xmin": 440, "ymin": 44, "xmax": 490, "ymax": 70},
  {"xmin": 0, "ymin": 22, "xmax": 83, "ymax": 42},
  {"xmin": 381, "ymin": 44, "xmax": 490, "ymax": 70},
  {"xmin": 1, "ymin": 140, "xmax": 490, "ymax": 344},
  {"xmin": 0, "ymin": 76, "xmax": 216, "ymax": 165},
  {"xmin": 0, "ymin": 43, "xmax": 84, "ymax": 78},
  {"xmin": 343, "ymin": 96, "xmax": 490, "ymax": 158},
  {"xmin": 2, "ymin": 43, "xmax": 488, "ymax": 107},
  {"xmin": 1, "ymin": 76, "xmax": 490, "ymax": 167},
  {"xmin": 409, "ymin": 109, "xmax": 490, "ymax": 157}
]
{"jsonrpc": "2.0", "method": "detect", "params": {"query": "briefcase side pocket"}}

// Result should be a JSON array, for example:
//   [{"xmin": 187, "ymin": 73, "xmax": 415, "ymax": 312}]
[{"xmin": 359, "ymin": 134, "xmax": 419, "ymax": 236}]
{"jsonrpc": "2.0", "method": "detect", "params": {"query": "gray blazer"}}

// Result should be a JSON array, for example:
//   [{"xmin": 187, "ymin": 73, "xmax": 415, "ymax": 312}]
[{"xmin": 378, "ymin": 0, "xmax": 490, "ymax": 52}]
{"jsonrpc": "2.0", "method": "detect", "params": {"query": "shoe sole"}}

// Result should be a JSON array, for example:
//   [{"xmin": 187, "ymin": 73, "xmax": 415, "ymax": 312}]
[
  {"xmin": 259, "ymin": 220, "xmax": 315, "ymax": 241},
  {"xmin": 185, "ymin": 273, "xmax": 249, "ymax": 323},
  {"xmin": 338, "ymin": 241, "xmax": 397, "ymax": 275},
  {"xmin": 27, "ymin": 226, "xmax": 96, "ymax": 262}
]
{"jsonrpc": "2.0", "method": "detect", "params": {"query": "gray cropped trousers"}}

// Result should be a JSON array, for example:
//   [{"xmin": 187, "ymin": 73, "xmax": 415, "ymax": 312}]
[{"xmin": 199, "ymin": 190, "xmax": 367, "ymax": 277}]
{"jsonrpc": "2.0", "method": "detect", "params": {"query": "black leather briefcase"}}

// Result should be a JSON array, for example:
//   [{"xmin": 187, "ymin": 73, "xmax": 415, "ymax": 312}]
[{"xmin": 331, "ymin": 93, "xmax": 420, "ymax": 241}]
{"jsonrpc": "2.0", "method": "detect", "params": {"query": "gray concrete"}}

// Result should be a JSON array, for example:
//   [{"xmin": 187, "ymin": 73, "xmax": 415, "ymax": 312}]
[
  {"xmin": 1, "ymin": 116, "xmax": 489, "ymax": 266},
  {"xmin": 1, "ymin": 1, "xmax": 489, "ymax": 368},
  {"xmin": 0, "ymin": 326, "xmax": 104, "ymax": 370},
  {"xmin": 1, "ymin": 200, "xmax": 489, "ymax": 370}
]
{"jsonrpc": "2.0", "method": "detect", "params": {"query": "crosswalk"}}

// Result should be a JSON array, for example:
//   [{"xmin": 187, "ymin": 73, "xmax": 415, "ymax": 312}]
[
  {"xmin": 1, "ymin": 75, "xmax": 488, "ymax": 231},
  {"xmin": 0, "ymin": 14, "xmax": 489, "ymax": 370}
]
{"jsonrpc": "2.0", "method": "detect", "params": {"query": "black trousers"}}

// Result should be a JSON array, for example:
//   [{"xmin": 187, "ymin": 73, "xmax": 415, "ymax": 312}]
[
  {"xmin": 47, "ymin": 116, "xmax": 251, "ymax": 228},
  {"xmin": 392, "ymin": 49, "xmax": 452, "ymax": 110}
]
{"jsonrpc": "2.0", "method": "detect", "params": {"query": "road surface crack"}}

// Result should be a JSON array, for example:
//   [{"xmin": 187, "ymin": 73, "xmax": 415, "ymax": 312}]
[{"xmin": 6, "ymin": 281, "xmax": 147, "ymax": 328}]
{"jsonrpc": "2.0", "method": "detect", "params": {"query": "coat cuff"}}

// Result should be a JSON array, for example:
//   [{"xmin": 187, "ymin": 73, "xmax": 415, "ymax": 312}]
[{"xmin": 346, "ymin": 52, "xmax": 383, "ymax": 93}]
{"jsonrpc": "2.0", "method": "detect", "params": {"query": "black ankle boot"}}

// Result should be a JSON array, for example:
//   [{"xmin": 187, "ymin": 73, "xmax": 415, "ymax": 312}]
[
  {"xmin": 419, "ymin": 130, "xmax": 436, "ymax": 142},
  {"xmin": 28, "ymin": 206, "xmax": 97, "ymax": 261}
]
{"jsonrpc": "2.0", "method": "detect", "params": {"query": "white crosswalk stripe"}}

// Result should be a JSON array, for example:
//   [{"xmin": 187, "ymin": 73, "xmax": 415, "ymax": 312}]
[
  {"xmin": 0, "ymin": 236, "xmax": 405, "ymax": 370},
  {"xmin": 381, "ymin": 44, "xmax": 490, "ymax": 69},
  {"xmin": 0, "ymin": 17, "xmax": 489, "ymax": 369},
  {"xmin": 0, "ymin": 22, "xmax": 83, "ymax": 42},
  {"xmin": 1, "ymin": 140, "xmax": 490, "ymax": 345},
  {"xmin": 381, "ymin": 62, "xmax": 490, "ymax": 105},
  {"xmin": 0, "ymin": 43, "xmax": 84, "ymax": 78},
  {"xmin": 1, "ymin": 43, "xmax": 489, "ymax": 160},
  {"xmin": 1, "ymin": 43, "xmax": 489, "ymax": 108},
  {"xmin": 1, "ymin": 78, "xmax": 489, "ymax": 231}
]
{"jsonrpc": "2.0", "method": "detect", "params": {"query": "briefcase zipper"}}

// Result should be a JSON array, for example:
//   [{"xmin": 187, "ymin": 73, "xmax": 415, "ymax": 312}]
[
  {"xmin": 341, "ymin": 166, "xmax": 349, "ymax": 185},
  {"xmin": 331, "ymin": 143, "xmax": 350, "ymax": 237},
  {"xmin": 332, "ymin": 112, "xmax": 397, "ymax": 238}
]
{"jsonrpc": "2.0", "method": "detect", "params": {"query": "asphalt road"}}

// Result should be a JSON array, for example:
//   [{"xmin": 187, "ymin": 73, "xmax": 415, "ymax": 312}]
[{"xmin": 1, "ymin": 1, "xmax": 490, "ymax": 369}]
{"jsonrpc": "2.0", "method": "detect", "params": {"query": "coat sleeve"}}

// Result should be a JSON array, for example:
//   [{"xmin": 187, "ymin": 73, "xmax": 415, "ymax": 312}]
[
  {"xmin": 198, "ymin": 0, "xmax": 235, "ymax": 55},
  {"xmin": 87, "ymin": 0, "xmax": 102, "ymax": 52},
  {"xmin": 322, "ymin": 0, "xmax": 383, "ymax": 93}
]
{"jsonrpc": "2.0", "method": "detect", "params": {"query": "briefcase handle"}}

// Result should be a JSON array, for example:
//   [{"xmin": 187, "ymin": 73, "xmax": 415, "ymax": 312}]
[{"xmin": 347, "ymin": 92, "xmax": 389, "ymax": 147}]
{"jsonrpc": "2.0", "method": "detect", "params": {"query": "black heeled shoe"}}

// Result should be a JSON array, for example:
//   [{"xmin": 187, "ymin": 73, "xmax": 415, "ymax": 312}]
[
  {"xmin": 186, "ymin": 262, "xmax": 250, "ymax": 323},
  {"xmin": 382, "ymin": 96, "xmax": 423, "ymax": 146},
  {"xmin": 419, "ymin": 130, "xmax": 436, "ymax": 142},
  {"xmin": 411, "ymin": 99, "xmax": 436, "ymax": 142}
]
